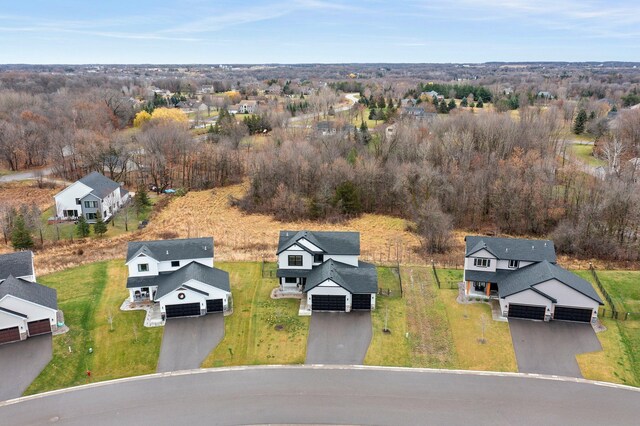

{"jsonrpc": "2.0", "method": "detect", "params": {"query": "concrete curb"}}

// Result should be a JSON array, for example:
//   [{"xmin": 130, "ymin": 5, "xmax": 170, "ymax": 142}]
[{"xmin": 2, "ymin": 364, "xmax": 638, "ymax": 407}]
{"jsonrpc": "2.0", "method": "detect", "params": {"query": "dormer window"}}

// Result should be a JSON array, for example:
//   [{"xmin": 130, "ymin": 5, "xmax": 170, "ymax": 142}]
[
  {"xmin": 473, "ymin": 258, "xmax": 491, "ymax": 268},
  {"xmin": 313, "ymin": 254, "xmax": 324, "ymax": 263},
  {"xmin": 138, "ymin": 263, "xmax": 149, "ymax": 272},
  {"xmin": 508, "ymin": 260, "xmax": 519, "ymax": 269},
  {"xmin": 171, "ymin": 260, "xmax": 180, "ymax": 267}
]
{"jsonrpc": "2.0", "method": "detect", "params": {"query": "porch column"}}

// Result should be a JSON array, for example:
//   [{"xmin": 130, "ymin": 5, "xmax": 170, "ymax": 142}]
[
  {"xmin": 485, "ymin": 283, "xmax": 491, "ymax": 297},
  {"xmin": 466, "ymin": 281, "xmax": 470, "ymax": 294}
]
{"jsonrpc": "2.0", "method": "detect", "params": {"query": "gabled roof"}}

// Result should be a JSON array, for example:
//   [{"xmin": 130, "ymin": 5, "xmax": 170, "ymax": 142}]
[
  {"xmin": 498, "ymin": 261, "xmax": 603, "ymax": 304},
  {"xmin": 0, "ymin": 251, "xmax": 34, "ymax": 281},
  {"xmin": 0, "ymin": 275, "xmax": 57, "ymax": 310},
  {"xmin": 78, "ymin": 171, "xmax": 121, "ymax": 199},
  {"xmin": 126, "ymin": 237, "xmax": 214, "ymax": 263},
  {"xmin": 465, "ymin": 236, "xmax": 556, "ymax": 263},
  {"xmin": 152, "ymin": 262, "xmax": 230, "ymax": 300},
  {"xmin": 304, "ymin": 259, "xmax": 377, "ymax": 294},
  {"xmin": 277, "ymin": 231, "xmax": 360, "ymax": 255}
]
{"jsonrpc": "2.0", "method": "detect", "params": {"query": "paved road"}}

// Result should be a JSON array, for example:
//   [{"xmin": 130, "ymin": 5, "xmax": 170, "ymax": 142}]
[
  {"xmin": 0, "ymin": 334, "xmax": 52, "ymax": 401},
  {"xmin": 0, "ymin": 167, "xmax": 53, "ymax": 183},
  {"xmin": 156, "ymin": 314, "xmax": 224, "ymax": 373},
  {"xmin": 306, "ymin": 312, "xmax": 372, "ymax": 365},
  {"xmin": 510, "ymin": 319, "xmax": 601, "ymax": 377},
  {"xmin": 2, "ymin": 366, "xmax": 639, "ymax": 425}
]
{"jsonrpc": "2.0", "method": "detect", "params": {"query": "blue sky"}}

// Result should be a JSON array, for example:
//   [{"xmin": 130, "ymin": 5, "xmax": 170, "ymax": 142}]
[{"xmin": 1, "ymin": 0, "xmax": 639, "ymax": 63}]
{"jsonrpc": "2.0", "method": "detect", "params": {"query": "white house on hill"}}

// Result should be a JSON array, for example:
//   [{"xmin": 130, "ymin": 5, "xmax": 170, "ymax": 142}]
[{"xmin": 53, "ymin": 171, "xmax": 129, "ymax": 223}]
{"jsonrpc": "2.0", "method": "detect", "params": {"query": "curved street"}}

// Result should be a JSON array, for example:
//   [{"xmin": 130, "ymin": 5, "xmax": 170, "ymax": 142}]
[{"xmin": 1, "ymin": 366, "xmax": 639, "ymax": 425}]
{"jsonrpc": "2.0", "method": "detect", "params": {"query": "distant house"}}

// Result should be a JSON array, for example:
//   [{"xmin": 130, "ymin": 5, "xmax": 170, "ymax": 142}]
[
  {"xmin": 0, "ymin": 251, "xmax": 61, "ymax": 345},
  {"xmin": 53, "ymin": 171, "xmax": 129, "ymax": 223},
  {"xmin": 463, "ymin": 236, "xmax": 603, "ymax": 322},
  {"xmin": 316, "ymin": 121, "xmax": 354, "ymax": 136},
  {"xmin": 238, "ymin": 100, "xmax": 258, "ymax": 114},
  {"xmin": 537, "ymin": 91, "xmax": 553, "ymax": 99},
  {"xmin": 276, "ymin": 231, "xmax": 378, "ymax": 313},
  {"xmin": 125, "ymin": 237, "xmax": 232, "ymax": 320},
  {"xmin": 400, "ymin": 98, "xmax": 417, "ymax": 108},
  {"xmin": 422, "ymin": 90, "xmax": 439, "ymax": 99}
]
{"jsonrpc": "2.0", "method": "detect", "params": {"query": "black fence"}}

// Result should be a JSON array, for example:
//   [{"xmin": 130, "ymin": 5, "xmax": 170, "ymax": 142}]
[
  {"xmin": 590, "ymin": 264, "xmax": 639, "ymax": 321},
  {"xmin": 261, "ymin": 261, "xmax": 278, "ymax": 279}
]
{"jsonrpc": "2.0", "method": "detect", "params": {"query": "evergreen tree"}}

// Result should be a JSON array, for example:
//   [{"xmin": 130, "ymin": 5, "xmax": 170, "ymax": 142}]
[
  {"xmin": 448, "ymin": 99, "xmax": 457, "ymax": 111},
  {"xmin": 368, "ymin": 108, "xmax": 377, "ymax": 120},
  {"xmin": 476, "ymin": 98, "xmax": 484, "ymax": 108},
  {"xmin": 76, "ymin": 215, "xmax": 91, "ymax": 238},
  {"xmin": 432, "ymin": 96, "xmax": 439, "ymax": 106},
  {"xmin": 573, "ymin": 109, "xmax": 587, "ymax": 134},
  {"xmin": 11, "ymin": 215, "xmax": 34, "ymax": 250},
  {"xmin": 387, "ymin": 98, "xmax": 394, "ymax": 109},
  {"xmin": 93, "ymin": 211, "xmax": 108, "ymax": 237},
  {"xmin": 438, "ymin": 99, "xmax": 449, "ymax": 114},
  {"xmin": 333, "ymin": 181, "xmax": 362, "ymax": 216},
  {"xmin": 377, "ymin": 97, "xmax": 386, "ymax": 109},
  {"xmin": 134, "ymin": 185, "xmax": 151, "ymax": 214},
  {"xmin": 460, "ymin": 97, "xmax": 468, "ymax": 107}
]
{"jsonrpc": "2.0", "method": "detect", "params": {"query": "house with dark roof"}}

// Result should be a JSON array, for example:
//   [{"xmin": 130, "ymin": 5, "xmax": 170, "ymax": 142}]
[
  {"xmin": 125, "ymin": 237, "xmax": 231, "ymax": 320},
  {"xmin": 53, "ymin": 171, "xmax": 130, "ymax": 223},
  {"xmin": 464, "ymin": 236, "xmax": 603, "ymax": 323},
  {"xmin": 0, "ymin": 251, "xmax": 35, "ymax": 283},
  {"xmin": 277, "ymin": 231, "xmax": 378, "ymax": 313},
  {"xmin": 0, "ymin": 252, "xmax": 60, "ymax": 345}
]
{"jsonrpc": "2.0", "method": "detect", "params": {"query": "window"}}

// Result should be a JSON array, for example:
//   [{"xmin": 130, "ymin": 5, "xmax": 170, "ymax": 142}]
[
  {"xmin": 284, "ymin": 277, "xmax": 297, "ymax": 284},
  {"xmin": 86, "ymin": 213, "xmax": 97, "ymax": 220},
  {"xmin": 75, "ymin": 198, "xmax": 81, "ymax": 205},
  {"xmin": 178, "ymin": 292, "xmax": 186, "ymax": 300},
  {"xmin": 473, "ymin": 258, "xmax": 491, "ymax": 268},
  {"xmin": 84, "ymin": 201, "xmax": 98, "ymax": 208},
  {"xmin": 138, "ymin": 263, "xmax": 149, "ymax": 272},
  {"xmin": 288, "ymin": 255, "xmax": 303, "ymax": 266},
  {"xmin": 313, "ymin": 254, "xmax": 324, "ymax": 263},
  {"xmin": 473, "ymin": 281, "xmax": 487, "ymax": 291},
  {"xmin": 171, "ymin": 261, "xmax": 180, "ymax": 267},
  {"xmin": 508, "ymin": 260, "xmax": 519, "ymax": 269}
]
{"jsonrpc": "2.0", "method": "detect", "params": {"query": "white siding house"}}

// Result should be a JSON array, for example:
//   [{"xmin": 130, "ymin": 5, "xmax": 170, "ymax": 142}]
[
  {"xmin": 276, "ymin": 231, "xmax": 378, "ymax": 314},
  {"xmin": 53, "ymin": 171, "xmax": 129, "ymax": 223}
]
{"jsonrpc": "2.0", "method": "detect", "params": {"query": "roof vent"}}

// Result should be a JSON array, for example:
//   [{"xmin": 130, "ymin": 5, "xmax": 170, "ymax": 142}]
[
  {"xmin": 505, "ymin": 248, "xmax": 508, "ymax": 253},
  {"xmin": 166, "ymin": 250, "xmax": 169, "ymax": 255},
  {"xmin": 532, "ymin": 245, "xmax": 535, "ymax": 250},
  {"xmin": 204, "ymin": 246, "xmax": 207, "ymax": 251},
  {"xmin": 544, "ymin": 242, "xmax": 547, "ymax": 247}
]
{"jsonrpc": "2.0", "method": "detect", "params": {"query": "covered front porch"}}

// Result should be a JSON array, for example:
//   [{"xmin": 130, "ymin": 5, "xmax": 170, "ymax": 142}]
[
  {"xmin": 465, "ymin": 280, "xmax": 499, "ymax": 299},
  {"xmin": 128, "ymin": 285, "xmax": 158, "ymax": 303},
  {"xmin": 276, "ymin": 269, "xmax": 308, "ymax": 294}
]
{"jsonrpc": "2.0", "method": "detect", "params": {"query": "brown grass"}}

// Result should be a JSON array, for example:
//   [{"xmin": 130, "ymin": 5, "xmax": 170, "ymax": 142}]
[{"xmin": 0, "ymin": 181, "xmax": 59, "ymax": 211}]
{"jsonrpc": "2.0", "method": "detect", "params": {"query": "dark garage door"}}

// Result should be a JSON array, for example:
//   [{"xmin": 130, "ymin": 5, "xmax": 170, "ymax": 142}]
[
  {"xmin": 352, "ymin": 294, "xmax": 372, "ymax": 310},
  {"xmin": 27, "ymin": 319, "xmax": 51, "ymax": 336},
  {"xmin": 206, "ymin": 299, "xmax": 223, "ymax": 313},
  {"xmin": 165, "ymin": 303, "xmax": 201, "ymax": 318},
  {"xmin": 312, "ymin": 295, "xmax": 346, "ymax": 312},
  {"xmin": 508, "ymin": 304, "xmax": 545, "ymax": 320},
  {"xmin": 0, "ymin": 327, "xmax": 21, "ymax": 345},
  {"xmin": 554, "ymin": 306, "xmax": 593, "ymax": 322}
]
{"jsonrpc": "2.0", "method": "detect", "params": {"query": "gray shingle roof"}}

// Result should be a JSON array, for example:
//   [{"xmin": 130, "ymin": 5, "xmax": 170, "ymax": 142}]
[
  {"xmin": 498, "ymin": 261, "xmax": 603, "ymax": 304},
  {"xmin": 0, "ymin": 251, "xmax": 34, "ymax": 281},
  {"xmin": 78, "ymin": 171, "xmax": 121, "ymax": 199},
  {"xmin": 304, "ymin": 259, "xmax": 377, "ymax": 294},
  {"xmin": 465, "ymin": 236, "xmax": 556, "ymax": 263},
  {"xmin": 0, "ymin": 275, "xmax": 57, "ymax": 310},
  {"xmin": 277, "ymin": 231, "xmax": 360, "ymax": 255},
  {"xmin": 126, "ymin": 262, "xmax": 229, "ymax": 298},
  {"xmin": 126, "ymin": 237, "xmax": 214, "ymax": 263}
]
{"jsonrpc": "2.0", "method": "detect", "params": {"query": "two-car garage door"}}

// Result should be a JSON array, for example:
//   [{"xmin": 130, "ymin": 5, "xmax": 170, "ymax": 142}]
[
  {"xmin": 508, "ymin": 303, "xmax": 593, "ymax": 322},
  {"xmin": 165, "ymin": 299, "xmax": 224, "ymax": 318},
  {"xmin": 311, "ymin": 294, "xmax": 373, "ymax": 312}
]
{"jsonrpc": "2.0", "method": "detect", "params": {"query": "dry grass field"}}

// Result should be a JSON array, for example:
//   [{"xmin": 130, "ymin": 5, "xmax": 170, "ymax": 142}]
[{"xmin": 0, "ymin": 181, "xmax": 60, "ymax": 211}]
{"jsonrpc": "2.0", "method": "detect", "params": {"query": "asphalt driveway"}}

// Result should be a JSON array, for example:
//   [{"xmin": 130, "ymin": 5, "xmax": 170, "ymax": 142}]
[
  {"xmin": 0, "ymin": 334, "xmax": 52, "ymax": 401},
  {"xmin": 157, "ymin": 314, "xmax": 224, "ymax": 373},
  {"xmin": 509, "ymin": 319, "xmax": 601, "ymax": 377},
  {"xmin": 306, "ymin": 311, "xmax": 372, "ymax": 365}
]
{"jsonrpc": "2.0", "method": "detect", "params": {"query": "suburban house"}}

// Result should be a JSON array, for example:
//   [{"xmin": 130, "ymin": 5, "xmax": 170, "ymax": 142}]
[
  {"xmin": 463, "ymin": 236, "xmax": 603, "ymax": 323},
  {"xmin": 125, "ymin": 237, "xmax": 232, "ymax": 319},
  {"xmin": 276, "ymin": 231, "xmax": 378, "ymax": 312},
  {"xmin": 238, "ymin": 100, "xmax": 258, "ymax": 114},
  {"xmin": 0, "ymin": 251, "xmax": 60, "ymax": 345},
  {"xmin": 53, "ymin": 171, "xmax": 130, "ymax": 223}
]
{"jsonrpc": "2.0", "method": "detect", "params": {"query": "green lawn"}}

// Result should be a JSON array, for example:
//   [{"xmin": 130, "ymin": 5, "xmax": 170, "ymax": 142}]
[
  {"xmin": 436, "ymin": 268, "xmax": 463, "ymax": 289},
  {"xmin": 569, "ymin": 143, "xmax": 605, "ymax": 167},
  {"xmin": 201, "ymin": 262, "xmax": 309, "ymax": 367},
  {"xmin": 593, "ymin": 271, "xmax": 640, "ymax": 313},
  {"xmin": 25, "ymin": 260, "xmax": 163, "ymax": 395}
]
